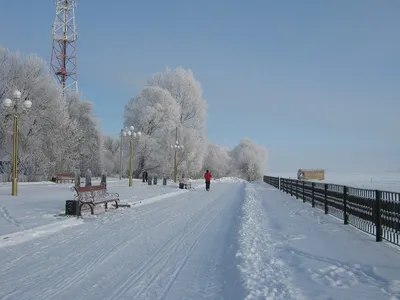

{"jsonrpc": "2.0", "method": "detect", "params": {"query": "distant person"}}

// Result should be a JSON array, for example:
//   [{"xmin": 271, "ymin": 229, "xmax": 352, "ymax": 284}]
[
  {"xmin": 142, "ymin": 171, "xmax": 148, "ymax": 182},
  {"xmin": 204, "ymin": 170, "xmax": 212, "ymax": 191}
]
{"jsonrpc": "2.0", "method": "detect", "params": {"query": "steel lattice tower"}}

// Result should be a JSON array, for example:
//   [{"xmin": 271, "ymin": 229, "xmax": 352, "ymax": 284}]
[{"xmin": 50, "ymin": 0, "xmax": 78, "ymax": 93}]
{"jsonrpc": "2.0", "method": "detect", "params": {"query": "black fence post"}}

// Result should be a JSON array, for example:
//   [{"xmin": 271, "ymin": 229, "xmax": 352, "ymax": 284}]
[
  {"xmin": 302, "ymin": 181, "xmax": 306, "ymax": 203},
  {"xmin": 375, "ymin": 190, "xmax": 382, "ymax": 242},
  {"xmin": 295, "ymin": 181, "xmax": 298, "ymax": 199},
  {"xmin": 324, "ymin": 183, "xmax": 329, "ymax": 214},
  {"xmin": 290, "ymin": 180, "xmax": 293, "ymax": 196},
  {"xmin": 311, "ymin": 182, "xmax": 315, "ymax": 207},
  {"xmin": 343, "ymin": 186, "xmax": 348, "ymax": 225}
]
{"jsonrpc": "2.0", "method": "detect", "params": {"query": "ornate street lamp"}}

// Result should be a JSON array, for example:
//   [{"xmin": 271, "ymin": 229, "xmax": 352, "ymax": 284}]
[
  {"xmin": 170, "ymin": 140, "xmax": 184, "ymax": 183},
  {"xmin": 121, "ymin": 126, "xmax": 141, "ymax": 187},
  {"xmin": 2, "ymin": 90, "xmax": 32, "ymax": 196}
]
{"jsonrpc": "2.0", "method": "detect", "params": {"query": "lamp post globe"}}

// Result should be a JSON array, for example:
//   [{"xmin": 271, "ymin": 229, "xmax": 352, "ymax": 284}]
[
  {"xmin": 12, "ymin": 90, "xmax": 21, "ymax": 99},
  {"xmin": 23, "ymin": 100, "xmax": 32, "ymax": 109},
  {"xmin": 2, "ymin": 98, "xmax": 12, "ymax": 108}
]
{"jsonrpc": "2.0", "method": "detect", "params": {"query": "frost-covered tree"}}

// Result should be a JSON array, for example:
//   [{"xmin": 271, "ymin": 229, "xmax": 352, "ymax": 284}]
[
  {"xmin": 0, "ymin": 49, "xmax": 79, "ymax": 180},
  {"xmin": 147, "ymin": 67, "xmax": 207, "ymax": 176},
  {"xmin": 0, "ymin": 46, "xmax": 104, "ymax": 180},
  {"xmin": 230, "ymin": 138, "xmax": 267, "ymax": 181},
  {"xmin": 202, "ymin": 143, "xmax": 232, "ymax": 178},
  {"xmin": 124, "ymin": 86, "xmax": 180, "ymax": 176},
  {"xmin": 66, "ymin": 92, "xmax": 103, "ymax": 176},
  {"xmin": 102, "ymin": 136, "xmax": 120, "ymax": 175}
]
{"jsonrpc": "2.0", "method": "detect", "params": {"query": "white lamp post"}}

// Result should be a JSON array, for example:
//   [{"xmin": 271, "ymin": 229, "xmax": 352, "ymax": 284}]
[
  {"xmin": 170, "ymin": 140, "xmax": 184, "ymax": 183},
  {"xmin": 121, "ymin": 126, "xmax": 141, "ymax": 187},
  {"xmin": 2, "ymin": 89, "xmax": 32, "ymax": 196}
]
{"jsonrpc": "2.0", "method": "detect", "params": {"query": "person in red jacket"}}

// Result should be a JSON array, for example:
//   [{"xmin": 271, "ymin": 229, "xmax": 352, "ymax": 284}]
[{"xmin": 204, "ymin": 170, "xmax": 212, "ymax": 191}]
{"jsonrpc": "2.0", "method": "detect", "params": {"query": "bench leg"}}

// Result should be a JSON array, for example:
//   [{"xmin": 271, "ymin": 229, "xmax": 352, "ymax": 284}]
[
  {"xmin": 88, "ymin": 203, "xmax": 94, "ymax": 215},
  {"xmin": 105, "ymin": 202, "xmax": 108, "ymax": 210},
  {"xmin": 79, "ymin": 203, "xmax": 84, "ymax": 216},
  {"xmin": 114, "ymin": 200, "xmax": 119, "ymax": 209}
]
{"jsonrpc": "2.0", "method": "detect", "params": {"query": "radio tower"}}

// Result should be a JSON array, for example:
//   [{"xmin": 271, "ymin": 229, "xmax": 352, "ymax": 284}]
[{"xmin": 50, "ymin": 0, "xmax": 78, "ymax": 93}]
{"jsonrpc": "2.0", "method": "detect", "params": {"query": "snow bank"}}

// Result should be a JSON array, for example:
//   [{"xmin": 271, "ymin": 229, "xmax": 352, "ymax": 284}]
[
  {"xmin": 236, "ymin": 183, "xmax": 304, "ymax": 300},
  {"xmin": 0, "ymin": 217, "xmax": 84, "ymax": 249},
  {"xmin": 125, "ymin": 181, "xmax": 205, "ymax": 207},
  {"xmin": 0, "ymin": 181, "xmax": 57, "ymax": 187},
  {"xmin": 214, "ymin": 177, "xmax": 245, "ymax": 183},
  {"xmin": 127, "ymin": 188, "xmax": 190, "ymax": 207}
]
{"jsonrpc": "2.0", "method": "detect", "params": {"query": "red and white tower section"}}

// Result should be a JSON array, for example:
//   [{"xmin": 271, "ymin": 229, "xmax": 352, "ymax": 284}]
[{"xmin": 50, "ymin": 0, "xmax": 78, "ymax": 93}]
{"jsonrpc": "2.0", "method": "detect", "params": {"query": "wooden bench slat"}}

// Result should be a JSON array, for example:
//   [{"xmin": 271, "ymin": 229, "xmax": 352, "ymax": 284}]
[
  {"xmin": 77, "ymin": 185, "xmax": 104, "ymax": 192},
  {"xmin": 56, "ymin": 173, "xmax": 74, "ymax": 184},
  {"xmin": 73, "ymin": 184, "xmax": 119, "ymax": 215}
]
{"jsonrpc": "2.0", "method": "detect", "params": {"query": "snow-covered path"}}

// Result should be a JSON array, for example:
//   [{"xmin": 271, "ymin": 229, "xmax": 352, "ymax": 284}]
[
  {"xmin": 0, "ymin": 182, "xmax": 244, "ymax": 300},
  {"xmin": 241, "ymin": 182, "xmax": 400, "ymax": 300},
  {"xmin": 1, "ymin": 180, "xmax": 400, "ymax": 300}
]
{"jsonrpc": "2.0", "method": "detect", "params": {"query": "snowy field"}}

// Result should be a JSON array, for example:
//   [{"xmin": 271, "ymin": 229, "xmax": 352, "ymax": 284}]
[
  {"xmin": 268, "ymin": 171, "xmax": 400, "ymax": 193},
  {"xmin": 0, "ymin": 178, "xmax": 399, "ymax": 299},
  {"xmin": 0, "ymin": 178, "xmax": 203, "ymax": 237}
]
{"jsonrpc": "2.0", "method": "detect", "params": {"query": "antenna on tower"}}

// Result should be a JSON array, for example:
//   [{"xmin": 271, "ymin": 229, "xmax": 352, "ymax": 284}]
[{"xmin": 50, "ymin": 0, "xmax": 78, "ymax": 94}]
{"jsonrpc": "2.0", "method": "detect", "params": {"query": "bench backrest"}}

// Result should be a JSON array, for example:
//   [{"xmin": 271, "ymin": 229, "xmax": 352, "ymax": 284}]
[
  {"xmin": 77, "ymin": 185, "xmax": 105, "ymax": 193},
  {"xmin": 56, "ymin": 173, "xmax": 73, "ymax": 178},
  {"xmin": 179, "ymin": 178, "xmax": 191, "ymax": 184}
]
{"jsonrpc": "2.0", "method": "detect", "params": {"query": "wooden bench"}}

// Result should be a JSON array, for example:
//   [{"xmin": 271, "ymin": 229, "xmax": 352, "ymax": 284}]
[
  {"xmin": 73, "ymin": 185, "xmax": 119, "ymax": 215},
  {"xmin": 56, "ymin": 173, "xmax": 74, "ymax": 183},
  {"xmin": 179, "ymin": 178, "xmax": 192, "ymax": 189}
]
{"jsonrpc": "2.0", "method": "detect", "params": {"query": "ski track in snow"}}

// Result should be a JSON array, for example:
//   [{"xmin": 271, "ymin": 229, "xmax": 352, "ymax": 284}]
[
  {"xmin": 0, "ymin": 205, "xmax": 25, "ymax": 230},
  {"xmin": 1, "ymin": 199, "xmax": 189, "ymax": 300},
  {"xmin": 0, "ymin": 183, "xmax": 243, "ymax": 300},
  {"xmin": 104, "ymin": 184, "xmax": 240, "ymax": 300},
  {"xmin": 236, "ymin": 183, "xmax": 304, "ymax": 300}
]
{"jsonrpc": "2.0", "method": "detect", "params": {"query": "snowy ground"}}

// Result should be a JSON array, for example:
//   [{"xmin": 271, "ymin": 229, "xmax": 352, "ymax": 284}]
[
  {"xmin": 268, "ymin": 171, "xmax": 400, "ymax": 192},
  {"xmin": 0, "ymin": 178, "xmax": 399, "ymax": 299},
  {"xmin": 0, "ymin": 178, "xmax": 202, "ymax": 237},
  {"xmin": 240, "ymin": 183, "xmax": 400, "ymax": 300}
]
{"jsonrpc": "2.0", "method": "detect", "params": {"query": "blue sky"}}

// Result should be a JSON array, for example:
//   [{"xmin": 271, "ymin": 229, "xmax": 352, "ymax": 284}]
[{"xmin": 1, "ymin": 0, "xmax": 399, "ymax": 172}]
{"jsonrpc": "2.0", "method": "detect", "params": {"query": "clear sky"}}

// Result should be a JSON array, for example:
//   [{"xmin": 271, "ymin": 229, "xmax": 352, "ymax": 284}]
[{"xmin": 1, "ymin": 0, "xmax": 399, "ymax": 173}]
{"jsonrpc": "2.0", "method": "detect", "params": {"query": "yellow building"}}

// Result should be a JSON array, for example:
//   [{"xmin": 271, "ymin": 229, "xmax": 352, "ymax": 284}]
[{"xmin": 297, "ymin": 169, "xmax": 325, "ymax": 180}]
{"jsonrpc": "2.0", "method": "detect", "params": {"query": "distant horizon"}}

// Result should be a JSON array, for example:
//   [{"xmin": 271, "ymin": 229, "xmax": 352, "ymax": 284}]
[{"xmin": 267, "ymin": 169, "xmax": 400, "ymax": 175}]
